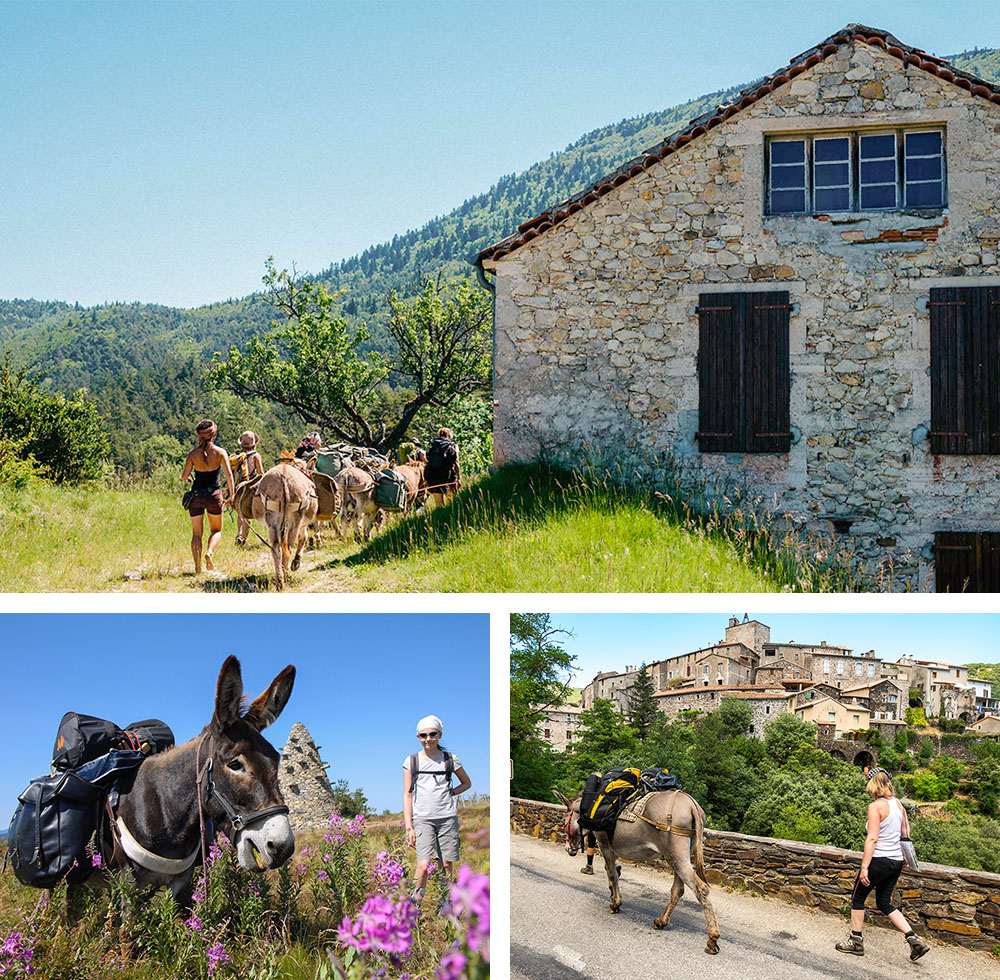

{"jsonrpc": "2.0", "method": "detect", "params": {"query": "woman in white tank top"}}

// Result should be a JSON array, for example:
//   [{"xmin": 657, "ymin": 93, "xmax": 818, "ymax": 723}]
[{"xmin": 835, "ymin": 768, "xmax": 929, "ymax": 961}]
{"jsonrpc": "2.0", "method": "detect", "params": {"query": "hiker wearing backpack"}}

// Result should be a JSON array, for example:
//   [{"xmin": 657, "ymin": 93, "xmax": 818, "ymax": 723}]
[
  {"xmin": 231, "ymin": 431, "xmax": 264, "ymax": 546},
  {"xmin": 403, "ymin": 714, "xmax": 471, "ymax": 905},
  {"xmin": 424, "ymin": 427, "xmax": 460, "ymax": 506}
]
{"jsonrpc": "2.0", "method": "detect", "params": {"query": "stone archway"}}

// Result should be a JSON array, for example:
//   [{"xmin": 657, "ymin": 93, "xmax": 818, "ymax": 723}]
[
  {"xmin": 854, "ymin": 750, "xmax": 875, "ymax": 769},
  {"xmin": 829, "ymin": 749, "xmax": 847, "ymax": 762}
]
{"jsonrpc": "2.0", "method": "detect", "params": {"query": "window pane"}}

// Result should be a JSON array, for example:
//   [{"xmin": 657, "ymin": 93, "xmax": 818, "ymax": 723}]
[
  {"xmin": 815, "ymin": 187, "xmax": 850, "ymax": 211},
  {"xmin": 860, "ymin": 134, "xmax": 895, "ymax": 158},
  {"xmin": 906, "ymin": 156, "xmax": 942, "ymax": 181},
  {"xmin": 771, "ymin": 189, "xmax": 807, "ymax": 213},
  {"xmin": 860, "ymin": 183, "xmax": 897, "ymax": 209},
  {"xmin": 772, "ymin": 164, "xmax": 806, "ymax": 188},
  {"xmin": 770, "ymin": 140, "xmax": 805, "ymax": 164},
  {"xmin": 906, "ymin": 131, "xmax": 942, "ymax": 155},
  {"xmin": 861, "ymin": 159, "xmax": 896, "ymax": 183},
  {"xmin": 906, "ymin": 181, "xmax": 944, "ymax": 207},
  {"xmin": 815, "ymin": 162, "xmax": 849, "ymax": 186},
  {"xmin": 814, "ymin": 137, "xmax": 849, "ymax": 163}
]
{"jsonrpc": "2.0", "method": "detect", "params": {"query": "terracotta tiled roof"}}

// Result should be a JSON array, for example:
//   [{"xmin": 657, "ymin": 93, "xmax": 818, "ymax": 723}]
[{"xmin": 476, "ymin": 23, "xmax": 1000, "ymax": 267}]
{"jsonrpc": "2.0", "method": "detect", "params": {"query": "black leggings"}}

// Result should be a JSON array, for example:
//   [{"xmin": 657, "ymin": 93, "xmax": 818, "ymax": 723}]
[{"xmin": 851, "ymin": 856, "xmax": 904, "ymax": 914}]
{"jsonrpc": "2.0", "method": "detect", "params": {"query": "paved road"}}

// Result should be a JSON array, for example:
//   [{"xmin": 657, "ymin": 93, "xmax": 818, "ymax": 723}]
[{"xmin": 511, "ymin": 835, "xmax": 998, "ymax": 980}]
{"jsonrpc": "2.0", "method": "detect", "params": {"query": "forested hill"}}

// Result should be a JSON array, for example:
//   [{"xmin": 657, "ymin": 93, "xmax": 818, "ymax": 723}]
[{"xmin": 3, "ymin": 47, "xmax": 997, "ymax": 471}]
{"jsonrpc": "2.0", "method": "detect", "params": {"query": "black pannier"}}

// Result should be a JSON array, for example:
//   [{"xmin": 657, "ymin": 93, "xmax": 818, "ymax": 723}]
[
  {"xmin": 7, "ymin": 750, "xmax": 145, "ymax": 888},
  {"xmin": 52, "ymin": 713, "xmax": 124, "ymax": 771},
  {"xmin": 579, "ymin": 767, "xmax": 643, "ymax": 835},
  {"xmin": 640, "ymin": 768, "xmax": 683, "ymax": 793},
  {"xmin": 122, "ymin": 719, "xmax": 174, "ymax": 757}
]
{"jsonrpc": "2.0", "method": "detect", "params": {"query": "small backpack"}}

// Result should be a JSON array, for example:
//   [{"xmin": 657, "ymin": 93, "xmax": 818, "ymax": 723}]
[
  {"xmin": 427, "ymin": 438, "xmax": 458, "ymax": 475},
  {"xmin": 640, "ymin": 768, "xmax": 683, "ymax": 793},
  {"xmin": 407, "ymin": 751, "xmax": 454, "ymax": 794},
  {"xmin": 375, "ymin": 468, "xmax": 408, "ymax": 511},
  {"xmin": 579, "ymin": 767, "xmax": 643, "ymax": 835}
]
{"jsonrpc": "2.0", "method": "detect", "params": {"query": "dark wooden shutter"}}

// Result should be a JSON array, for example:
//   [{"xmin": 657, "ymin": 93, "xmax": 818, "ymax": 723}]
[
  {"xmin": 746, "ymin": 292, "xmax": 791, "ymax": 453},
  {"xmin": 698, "ymin": 291, "xmax": 790, "ymax": 453},
  {"xmin": 930, "ymin": 286, "xmax": 1000, "ymax": 454},
  {"xmin": 935, "ymin": 531, "xmax": 1000, "ymax": 592},
  {"xmin": 698, "ymin": 293, "xmax": 742, "ymax": 453}
]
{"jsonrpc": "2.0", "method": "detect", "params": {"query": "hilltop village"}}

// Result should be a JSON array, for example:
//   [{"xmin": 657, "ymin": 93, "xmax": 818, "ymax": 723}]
[{"xmin": 538, "ymin": 616, "xmax": 999, "ymax": 752}]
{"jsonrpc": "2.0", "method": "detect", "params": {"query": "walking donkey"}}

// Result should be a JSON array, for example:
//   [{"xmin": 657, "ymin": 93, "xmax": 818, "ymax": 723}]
[
  {"xmin": 100, "ymin": 656, "xmax": 296, "ymax": 907},
  {"xmin": 553, "ymin": 786, "xmax": 721, "ymax": 954}
]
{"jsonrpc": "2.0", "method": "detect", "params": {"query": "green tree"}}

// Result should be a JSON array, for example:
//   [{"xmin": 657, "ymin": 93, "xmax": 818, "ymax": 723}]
[
  {"xmin": 763, "ymin": 713, "xmax": 817, "ymax": 765},
  {"xmin": 971, "ymin": 758, "xmax": 1000, "ymax": 817},
  {"xmin": 716, "ymin": 697, "xmax": 753, "ymax": 738},
  {"xmin": 626, "ymin": 663, "xmax": 658, "ymax": 741},
  {"xmin": 509, "ymin": 613, "xmax": 578, "ymax": 800},
  {"xmin": 773, "ymin": 802, "xmax": 826, "ymax": 844},
  {"xmin": 918, "ymin": 736, "xmax": 934, "ymax": 761},
  {"xmin": 331, "ymin": 778, "xmax": 368, "ymax": 817},
  {"xmin": 0, "ymin": 355, "xmax": 108, "ymax": 484},
  {"xmin": 209, "ymin": 261, "xmax": 491, "ymax": 453},
  {"xmin": 565, "ymin": 699, "xmax": 639, "ymax": 782}
]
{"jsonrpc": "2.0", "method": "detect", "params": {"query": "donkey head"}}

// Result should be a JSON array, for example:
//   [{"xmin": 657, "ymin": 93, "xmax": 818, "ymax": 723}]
[
  {"xmin": 208, "ymin": 656, "xmax": 296, "ymax": 873},
  {"xmin": 552, "ymin": 789, "xmax": 584, "ymax": 857}
]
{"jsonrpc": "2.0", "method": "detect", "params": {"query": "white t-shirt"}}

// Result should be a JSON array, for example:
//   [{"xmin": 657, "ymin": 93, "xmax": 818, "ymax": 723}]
[{"xmin": 404, "ymin": 750, "xmax": 462, "ymax": 818}]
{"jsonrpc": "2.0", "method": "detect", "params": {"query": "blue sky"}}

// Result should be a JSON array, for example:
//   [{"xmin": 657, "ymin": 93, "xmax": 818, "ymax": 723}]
[
  {"xmin": 0, "ymin": 613, "xmax": 488, "ymax": 822},
  {"xmin": 3, "ymin": 1, "xmax": 999, "ymax": 308},
  {"xmin": 548, "ymin": 613, "xmax": 1000, "ymax": 686}
]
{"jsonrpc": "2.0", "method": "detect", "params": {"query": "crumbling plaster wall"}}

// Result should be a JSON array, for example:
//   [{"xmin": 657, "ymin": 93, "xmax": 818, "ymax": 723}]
[{"xmin": 490, "ymin": 41, "xmax": 1000, "ymax": 588}]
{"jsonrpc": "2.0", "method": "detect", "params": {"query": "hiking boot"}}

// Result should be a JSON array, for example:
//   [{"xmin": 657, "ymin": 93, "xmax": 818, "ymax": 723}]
[
  {"xmin": 580, "ymin": 865, "xmax": 594, "ymax": 875},
  {"xmin": 835, "ymin": 933, "xmax": 864, "ymax": 956},
  {"xmin": 907, "ymin": 934, "xmax": 930, "ymax": 961},
  {"xmin": 412, "ymin": 887, "xmax": 425, "ymax": 907}
]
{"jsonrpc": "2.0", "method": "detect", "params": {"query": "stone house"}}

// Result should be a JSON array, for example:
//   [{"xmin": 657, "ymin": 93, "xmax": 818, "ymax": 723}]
[
  {"xmin": 532, "ymin": 702, "xmax": 585, "ymax": 752},
  {"xmin": 477, "ymin": 24, "xmax": 1000, "ymax": 591},
  {"xmin": 969, "ymin": 677, "xmax": 999, "ymax": 716},
  {"xmin": 795, "ymin": 695, "xmax": 871, "ymax": 737},
  {"xmin": 753, "ymin": 657, "xmax": 812, "ymax": 688},
  {"xmin": 839, "ymin": 677, "xmax": 908, "ymax": 720},
  {"xmin": 653, "ymin": 684, "xmax": 791, "ymax": 737},
  {"xmin": 968, "ymin": 714, "xmax": 1000, "ymax": 734},
  {"xmin": 896, "ymin": 656, "xmax": 978, "ymax": 718}
]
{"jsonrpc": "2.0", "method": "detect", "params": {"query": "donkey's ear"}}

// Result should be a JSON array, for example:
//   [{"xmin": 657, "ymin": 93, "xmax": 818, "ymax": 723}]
[
  {"xmin": 244, "ymin": 665, "xmax": 295, "ymax": 731},
  {"xmin": 552, "ymin": 789, "xmax": 569, "ymax": 807},
  {"xmin": 214, "ymin": 656, "xmax": 244, "ymax": 730}
]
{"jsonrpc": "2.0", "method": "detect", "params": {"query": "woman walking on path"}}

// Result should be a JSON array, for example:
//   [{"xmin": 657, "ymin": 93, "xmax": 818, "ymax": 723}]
[
  {"xmin": 181, "ymin": 419, "xmax": 235, "ymax": 574},
  {"xmin": 836, "ymin": 767, "xmax": 929, "ymax": 961},
  {"xmin": 403, "ymin": 715, "xmax": 472, "ymax": 905}
]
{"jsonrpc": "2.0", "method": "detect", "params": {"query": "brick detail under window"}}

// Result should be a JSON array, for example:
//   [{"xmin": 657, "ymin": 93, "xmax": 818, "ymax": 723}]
[
  {"xmin": 935, "ymin": 532, "xmax": 1000, "ymax": 592},
  {"xmin": 929, "ymin": 285, "xmax": 1000, "ymax": 454},
  {"xmin": 697, "ymin": 291, "xmax": 791, "ymax": 453}
]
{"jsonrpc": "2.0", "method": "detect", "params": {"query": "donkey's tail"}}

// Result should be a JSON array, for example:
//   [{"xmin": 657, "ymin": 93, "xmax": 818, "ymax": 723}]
[{"xmin": 691, "ymin": 795, "xmax": 707, "ymax": 882}]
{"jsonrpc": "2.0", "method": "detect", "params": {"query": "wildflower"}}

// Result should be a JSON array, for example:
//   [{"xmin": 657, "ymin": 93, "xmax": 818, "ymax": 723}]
[
  {"xmin": 184, "ymin": 914, "xmax": 204, "ymax": 934},
  {"xmin": 337, "ymin": 894, "xmax": 417, "ymax": 956},
  {"xmin": 435, "ymin": 948, "xmax": 467, "ymax": 980},
  {"xmin": 206, "ymin": 942, "xmax": 231, "ymax": 976},
  {"xmin": 208, "ymin": 840, "xmax": 223, "ymax": 864},
  {"xmin": 294, "ymin": 862, "xmax": 306, "ymax": 874},
  {"xmin": 0, "ymin": 930, "xmax": 35, "ymax": 976},
  {"xmin": 373, "ymin": 850, "xmax": 405, "ymax": 887},
  {"xmin": 447, "ymin": 867, "xmax": 490, "ymax": 960},
  {"xmin": 317, "ymin": 870, "xmax": 330, "ymax": 883},
  {"xmin": 91, "ymin": 853, "xmax": 103, "ymax": 868}
]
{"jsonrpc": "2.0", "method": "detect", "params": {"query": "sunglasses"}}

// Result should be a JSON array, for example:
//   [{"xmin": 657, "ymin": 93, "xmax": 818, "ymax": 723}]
[{"xmin": 418, "ymin": 731, "xmax": 440, "ymax": 739}]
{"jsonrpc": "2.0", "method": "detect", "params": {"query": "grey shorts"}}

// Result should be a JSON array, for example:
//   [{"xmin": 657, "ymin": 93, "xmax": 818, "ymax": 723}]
[{"xmin": 414, "ymin": 816, "xmax": 460, "ymax": 863}]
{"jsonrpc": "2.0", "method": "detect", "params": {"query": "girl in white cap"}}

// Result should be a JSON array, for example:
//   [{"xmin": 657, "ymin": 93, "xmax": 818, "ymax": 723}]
[{"xmin": 403, "ymin": 714, "xmax": 471, "ymax": 905}]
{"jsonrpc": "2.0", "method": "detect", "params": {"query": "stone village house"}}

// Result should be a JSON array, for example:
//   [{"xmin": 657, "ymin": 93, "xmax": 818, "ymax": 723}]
[{"xmin": 476, "ymin": 25, "xmax": 1000, "ymax": 591}]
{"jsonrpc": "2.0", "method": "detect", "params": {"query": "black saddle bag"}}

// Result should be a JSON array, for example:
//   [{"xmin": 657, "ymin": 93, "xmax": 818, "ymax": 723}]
[
  {"xmin": 7, "ymin": 750, "xmax": 144, "ymax": 888},
  {"xmin": 52, "ymin": 712, "xmax": 124, "ymax": 771},
  {"xmin": 122, "ymin": 719, "xmax": 175, "ymax": 757}
]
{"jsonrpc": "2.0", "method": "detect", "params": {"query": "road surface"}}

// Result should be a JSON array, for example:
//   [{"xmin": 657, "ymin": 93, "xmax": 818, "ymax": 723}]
[{"xmin": 511, "ymin": 834, "xmax": 997, "ymax": 980}]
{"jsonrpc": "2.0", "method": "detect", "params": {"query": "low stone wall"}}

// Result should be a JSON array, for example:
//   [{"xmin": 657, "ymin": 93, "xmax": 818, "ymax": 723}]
[{"xmin": 512, "ymin": 798, "xmax": 1000, "ymax": 952}]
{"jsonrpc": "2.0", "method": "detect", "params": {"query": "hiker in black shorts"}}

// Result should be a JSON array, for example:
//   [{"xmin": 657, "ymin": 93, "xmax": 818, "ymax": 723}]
[
  {"xmin": 836, "ymin": 768, "xmax": 929, "ymax": 960},
  {"xmin": 425, "ymin": 427, "xmax": 460, "ymax": 507}
]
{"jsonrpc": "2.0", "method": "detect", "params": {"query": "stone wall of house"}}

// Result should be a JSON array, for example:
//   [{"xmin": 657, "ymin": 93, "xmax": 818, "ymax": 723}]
[
  {"xmin": 278, "ymin": 721, "xmax": 337, "ymax": 831},
  {"xmin": 511, "ymin": 798, "xmax": 1000, "ymax": 951},
  {"xmin": 490, "ymin": 39, "xmax": 1000, "ymax": 589}
]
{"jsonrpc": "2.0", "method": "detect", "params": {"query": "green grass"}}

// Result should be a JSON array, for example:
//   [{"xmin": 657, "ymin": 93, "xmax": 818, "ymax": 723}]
[{"xmin": 0, "ymin": 463, "xmax": 872, "ymax": 591}]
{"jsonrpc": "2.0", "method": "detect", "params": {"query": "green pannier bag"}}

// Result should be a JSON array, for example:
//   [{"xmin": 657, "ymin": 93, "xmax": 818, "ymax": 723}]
[
  {"xmin": 315, "ymin": 450, "xmax": 352, "ymax": 477},
  {"xmin": 374, "ymin": 468, "xmax": 408, "ymax": 511}
]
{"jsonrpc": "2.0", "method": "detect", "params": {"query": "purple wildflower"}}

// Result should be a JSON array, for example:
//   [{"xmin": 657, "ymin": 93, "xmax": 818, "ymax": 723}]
[
  {"xmin": 317, "ymin": 870, "xmax": 330, "ymax": 883},
  {"xmin": 208, "ymin": 840, "xmax": 223, "ymax": 864},
  {"xmin": 448, "ymin": 867, "xmax": 490, "ymax": 960},
  {"xmin": 0, "ymin": 930, "xmax": 35, "ymax": 976},
  {"xmin": 91, "ymin": 852, "xmax": 103, "ymax": 868},
  {"xmin": 337, "ymin": 894, "xmax": 417, "ymax": 956},
  {"xmin": 435, "ymin": 948, "xmax": 467, "ymax": 980},
  {"xmin": 373, "ymin": 851, "xmax": 405, "ymax": 887},
  {"xmin": 185, "ymin": 915, "xmax": 203, "ymax": 934},
  {"xmin": 206, "ymin": 942, "xmax": 231, "ymax": 976}
]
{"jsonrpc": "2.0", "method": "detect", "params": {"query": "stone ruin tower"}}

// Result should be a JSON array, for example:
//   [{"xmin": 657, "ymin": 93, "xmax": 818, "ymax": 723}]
[{"xmin": 278, "ymin": 721, "xmax": 337, "ymax": 831}]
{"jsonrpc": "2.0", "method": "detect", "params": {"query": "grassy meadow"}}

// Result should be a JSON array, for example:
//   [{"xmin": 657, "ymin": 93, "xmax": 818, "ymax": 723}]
[
  {"xmin": 0, "ymin": 463, "xmax": 873, "ymax": 592},
  {"xmin": 0, "ymin": 801, "xmax": 489, "ymax": 980}
]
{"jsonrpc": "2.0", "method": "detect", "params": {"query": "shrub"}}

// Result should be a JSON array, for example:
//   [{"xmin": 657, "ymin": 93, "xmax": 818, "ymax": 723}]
[
  {"xmin": 911, "ymin": 770, "xmax": 952, "ymax": 801},
  {"xmin": 918, "ymin": 736, "xmax": 935, "ymax": 761},
  {"xmin": 894, "ymin": 730, "xmax": 909, "ymax": 754},
  {"xmin": 906, "ymin": 707, "xmax": 928, "ymax": 728},
  {"xmin": 876, "ymin": 745, "xmax": 901, "ymax": 772}
]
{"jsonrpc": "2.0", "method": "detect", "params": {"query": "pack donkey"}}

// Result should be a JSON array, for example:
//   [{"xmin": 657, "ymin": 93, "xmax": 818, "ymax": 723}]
[
  {"xmin": 107, "ymin": 656, "xmax": 296, "ymax": 906},
  {"xmin": 554, "ymin": 787, "xmax": 721, "ymax": 954}
]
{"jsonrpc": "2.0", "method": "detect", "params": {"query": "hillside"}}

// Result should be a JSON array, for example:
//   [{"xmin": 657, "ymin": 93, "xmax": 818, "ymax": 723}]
[
  {"xmin": 3, "ymin": 47, "xmax": 998, "ymax": 472},
  {"xmin": 964, "ymin": 663, "xmax": 1000, "ymax": 695}
]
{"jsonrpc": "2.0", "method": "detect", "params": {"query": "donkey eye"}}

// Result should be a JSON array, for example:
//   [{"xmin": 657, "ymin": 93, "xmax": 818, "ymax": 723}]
[{"xmin": 227, "ymin": 759, "xmax": 245, "ymax": 772}]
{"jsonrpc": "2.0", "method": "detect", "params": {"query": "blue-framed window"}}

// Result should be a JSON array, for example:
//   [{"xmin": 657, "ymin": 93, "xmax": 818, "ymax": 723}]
[{"xmin": 765, "ymin": 128, "xmax": 945, "ymax": 215}]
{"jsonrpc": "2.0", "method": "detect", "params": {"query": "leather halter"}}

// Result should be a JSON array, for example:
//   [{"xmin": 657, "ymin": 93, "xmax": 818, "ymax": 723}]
[{"xmin": 563, "ymin": 798, "xmax": 584, "ymax": 852}]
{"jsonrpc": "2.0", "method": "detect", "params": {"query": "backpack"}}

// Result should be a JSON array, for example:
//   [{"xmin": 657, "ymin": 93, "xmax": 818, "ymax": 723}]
[
  {"xmin": 230, "ymin": 452, "xmax": 253, "ymax": 485},
  {"xmin": 640, "ymin": 768, "xmax": 683, "ymax": 794},
  {"xmin": 315, "ymin": 449, "xmax": 352, "ymax": 478},
  {"xmin": 579, "ymin": 767, "xmax": 643, "ymax": 835},
  {"xmin": 426, "ymin": 438, "xmax": 458, "ymax": 477},
  {"xmin": 7, "ymin": 750, "xmax": 145, "ymax": 888},
  {"xmin": 52, "ymin": 712, "xmax": 174, "ymax": 771},
  {"xmin": 374, "ymin": 468, "xmax": 408, "ymax": 511},
  {"xmin": 407, "ymin": 751, "xmax": 454, "ymax": 794}
]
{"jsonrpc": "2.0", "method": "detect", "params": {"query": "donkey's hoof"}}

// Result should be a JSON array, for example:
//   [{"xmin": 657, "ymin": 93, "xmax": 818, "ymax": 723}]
[
  {"xmin": 291, "ymin": 557, "xmax": 301, "ymax": 571},
  {"xmin": 609, "ymin": 904, "xmax": 621, "ymax": 914},
  {"xmin": 652, "ymin": 918, "xmax": 668, "ymax": 930},
  {"xmin": 705, "ymin": 939, "xmax": 720, "ymax": 955}
]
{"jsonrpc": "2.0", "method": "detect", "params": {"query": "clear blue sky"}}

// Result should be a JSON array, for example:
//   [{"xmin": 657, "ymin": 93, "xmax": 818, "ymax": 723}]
[
  {"xmin": 0, "ymin": 613, "xmax": 488, "ymax": 823},
  {"xmin": 3, "ymin": 1, "xmax": 998, "ymax": 308},
  {"xmin": 550, "ymin": 613, "xmax": 1000, "ymax": 686}
]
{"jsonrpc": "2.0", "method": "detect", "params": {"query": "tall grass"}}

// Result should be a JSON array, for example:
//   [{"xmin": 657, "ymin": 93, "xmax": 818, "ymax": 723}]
[{"xmin": 0, "ymin": 803, "xmax": 489, "ymax": 980}]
